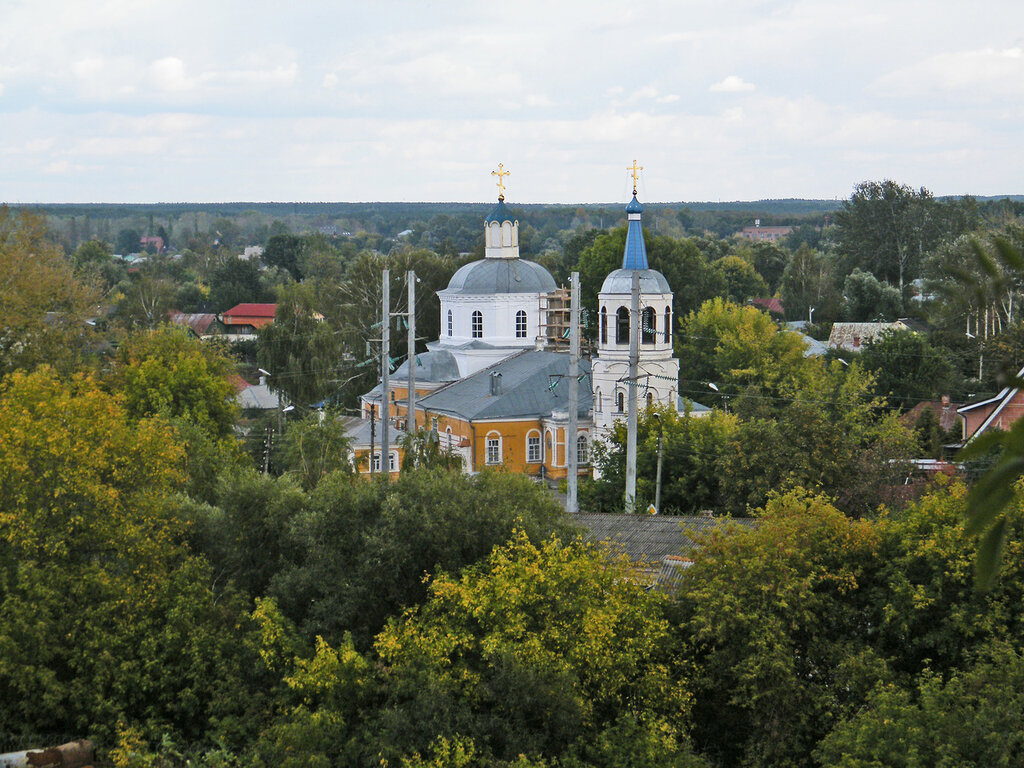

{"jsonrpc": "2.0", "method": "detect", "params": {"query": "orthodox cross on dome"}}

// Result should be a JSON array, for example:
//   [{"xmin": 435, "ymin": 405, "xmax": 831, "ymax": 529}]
[
  {"xmin": 627, "ymin": 159, "xmax": 643, "ymax": 195},
  {"xmin": 491, "ymin": 163, "xmax": 511, "ymax": 201}
]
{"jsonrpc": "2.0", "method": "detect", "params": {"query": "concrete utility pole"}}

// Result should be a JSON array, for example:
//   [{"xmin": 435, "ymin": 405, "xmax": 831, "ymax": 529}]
[
  {"xmin": 567, "ymin": 271, "xmax": 580, "ymax": 514},
  {"xmin": 625, "ymin": 271, "xmax": 640, "ymax": 512},
  {"xmin": 381, "ymin": 269, "xmax": 390, "ymax": 479},
  {"xmin": 407, "ymin": 270, "xmax": 416, "ymax": 437},
  {"xmin": 654, "ymin": 412, "xmax": 664, "ymax": 514}
]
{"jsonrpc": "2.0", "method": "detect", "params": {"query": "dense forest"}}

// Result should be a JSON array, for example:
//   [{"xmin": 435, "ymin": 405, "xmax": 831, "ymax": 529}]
[{"xmin": 3, "ymin": 182, "xmax": 1024, "ymax": 766}]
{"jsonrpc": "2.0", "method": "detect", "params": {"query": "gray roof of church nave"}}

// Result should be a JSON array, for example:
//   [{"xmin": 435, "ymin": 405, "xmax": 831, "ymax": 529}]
[
  {"xmin": 417, "ymin": 349, "xmax": 592, "ymax": 421},
  {"xmin": 390, "ymin": 348, "xmax": 461, "ymax": 383}
]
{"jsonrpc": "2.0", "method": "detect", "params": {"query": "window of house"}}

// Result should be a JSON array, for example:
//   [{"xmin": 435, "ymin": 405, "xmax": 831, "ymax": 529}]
[
  {"xmin": 595, "ymin": 387, "xmax": 602, "ymax": 413},
  {"xmin": 642, "ymin": 307, "xmax": 656, "ymax": 344},
  {"xmin": 431, "ymin": 416, "xmax": 439, "ymax": 431},
  {"xmin": 527, "ymin": 433, "xmax": 541, "ymax": 463},
  {"xmin": 389, "ymin": 452, "xmax": 397, "ymax": 471},
  {"xmin": 515, "ymin": 309, "xmax": 527, "ymax": 338},
  {"xmin": 616, "ymin": 307, "xmax": 629, "ymax": 345},
  {"xmin": 601, "ymin": 307, "xmax": 608, "ymax": 344},
  {"xmin": 447, "ymin": 309, "xmax": 453, "ymax": 336},
  {"xmin": 616, "ymin": 391, "xmax": 625, "ymax": 413},
  {"xmin": 486, "ymin": 433, "xmax": 501, "ymax": 464},
  {"xmin": 472, "ymin": 310, "xmax": 483, "ymax": 338},
  {"xmin": 646, "ymin": 391, "xmax": 654, "ymax": 407},
  {"xmin": 371, "ymin": 453, "xmax": 381, "ymax": 472},
  {"xmin": 664, "ymin": 306, "xmax": 672, "ymax": 344},
  {"xmin": 577, "ymin": 434, "xmax": 589, "ymax": 465},
  {"xmin": 545, "ymin": 431, "xmax": 553, "ymax": 463}
]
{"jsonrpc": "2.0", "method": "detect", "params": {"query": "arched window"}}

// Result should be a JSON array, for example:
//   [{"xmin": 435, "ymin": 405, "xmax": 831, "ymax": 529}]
[
  {"xmin": 616, "ymin": 391, "xmax": 625, "ymax": 413},
  {"xmin": 642, "ymin": 307, "xmax": 656, "ymax": 344},
  {"xmin": 545, "ymin": 430, "xmax": 553, "ymax": 463},
  {"xmin": 526, "ymin": 430, "xmax": 541, "ymax": 463},
  {"xmin": 515, "ymin": 309, "xmax": 527, "ymax": 338},
  {"xmin": 595, "ymin": 387, "xmax": 602, "ymax": 413},
  {"xmin": 471, "ymin": 310, "xmax": 483, "ymax": 338},
  {"xmin": 489, "ymin": 221, "xmax": 500, "ymax": 246},
  {"xmin": 447, "ymin": 309, "xmax": 453, "ymax": 336},
  {"xmin": 646, "ymin": 391, "xmax": 654, "ymax": 407},
  {"xmin": 501, "ymin": 221, "xmax": 512, "ymax": 246},
  {"xmin": 485, "ymin": 431, "xmax": 502, "ymax": 464},
  {"xmin": 600, "ymin": 307, "xmax": 608, "ymax": 344},
  {"xmin": 664, "ymin": 306, "xmax": 672, "ymax": 344},
  {"xmin": 616, "ymin": 307, "xmax": 629, "ymax": 345},
  {"xmin": 576, "ymin": 434, "xmax": 589, "ymax": 465}
]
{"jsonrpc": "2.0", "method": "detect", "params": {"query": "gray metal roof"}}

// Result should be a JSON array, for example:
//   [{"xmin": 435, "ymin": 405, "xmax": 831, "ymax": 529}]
[
  {"xmin": 237, "ymin": 382, "xmax": 279, "ymax": 410},
  {"xmin": 391, "ymin": 349, "xmax": 461, "ymax": 383},
  {"xmin": 443, "ymin": 258, "xmax": 557, "ymax": 296},
  {"xmin": 569, "ymin": 512, "xmax": 756, "ymax": 564},
  {"xmin": 600, "ymin": 268, "xmax": 671, "ymax": 295},
  {"xmin": 341, "ymin": 415, "xmax": 407, "ymax": 449},
  {"xmin": 417, "ymin": 349, "xmax": 592, "ymax": 421}
]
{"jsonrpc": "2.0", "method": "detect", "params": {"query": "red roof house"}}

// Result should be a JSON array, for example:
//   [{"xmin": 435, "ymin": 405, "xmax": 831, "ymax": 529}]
[
  {"xmin": 220, "ymin": 303, "xmax": 277, "ymax": 337},
  {"xmin": 958, "ymin": 365, "xmax": 1024, "ymax": 442}
]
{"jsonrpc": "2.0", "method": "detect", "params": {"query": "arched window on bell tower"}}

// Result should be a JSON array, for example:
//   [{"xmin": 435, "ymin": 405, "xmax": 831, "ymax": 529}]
[
  {"xmin": 642, "ymin": 307, "xmax": 656, "ymax": 344},
  {"xmin": 616, "ymin": 307, "xmax": 629, "ymax": 345}
]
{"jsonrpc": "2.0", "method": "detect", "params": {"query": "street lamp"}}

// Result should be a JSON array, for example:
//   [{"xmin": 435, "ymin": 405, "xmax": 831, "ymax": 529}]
[
  {"xmin": 708, "ymin": 382, "xmax": 727, "ymax": 413},
  {"xmin": 652, "ymin": 412, "xmax": 663, "ymax": 515}
]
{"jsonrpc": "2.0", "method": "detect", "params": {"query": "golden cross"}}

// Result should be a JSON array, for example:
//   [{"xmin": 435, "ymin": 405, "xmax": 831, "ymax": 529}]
[
  {"xmin": 628, "ymin": 159, "xmax": 643, "ymax": 195},
  {"xmin": 491, "ymin": 163, "xmax": 510, "ymax": 200}
]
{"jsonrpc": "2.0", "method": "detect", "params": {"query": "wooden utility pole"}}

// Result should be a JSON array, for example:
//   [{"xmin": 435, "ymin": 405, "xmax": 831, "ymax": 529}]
[
  {"xmin": 625, "ymin": 271, "xmax": 640, "ymax": 512},
  {"xmin": 381, "ymin": 269, "xmax": 390, "ymax": 479},
  {"xmin": 567, "ymin": 271, "xmax": 580, "ymax": 514}
]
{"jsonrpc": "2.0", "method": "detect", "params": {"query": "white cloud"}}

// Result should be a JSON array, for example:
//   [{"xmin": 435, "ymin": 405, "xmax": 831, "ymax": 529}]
[
  {"xmin": 151, "ymin": 57, "xmax": 191, "ymax": 92},
  {"xmin": 709, "ymin": 75, "xmax": 755, "ymax": 93},
  {"xmin": 874, "ymin": 46, "xmax": 1024, "ymax": 100}
]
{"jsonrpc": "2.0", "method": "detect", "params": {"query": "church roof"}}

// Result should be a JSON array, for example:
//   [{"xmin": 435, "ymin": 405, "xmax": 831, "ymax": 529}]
[
  {"xmin": 622, "ymin": 194, "xmax": 649, "ymax": 270},
  {"xmin": 600, "ymin": 268, "xmax": 671, "ymax": 295},
  {"xmin": 390, "ymin": 349, "xmax": 461, "ymax": 383},
  {"xmin": 442, "ymin": 258, "xmax": 557, "ymax": 296},
  {"xmin": 418, "ymin": 349, "xmax": 592, "ymax": 421},
  {"xmin": 485, "ymin": 198, "xmax": 516, "ymax": 223}
]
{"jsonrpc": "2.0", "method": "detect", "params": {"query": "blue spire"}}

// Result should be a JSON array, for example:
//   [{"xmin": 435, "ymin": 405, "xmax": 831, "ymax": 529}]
[{"xmin": 622, "ymin": 194, "xmax": 648, "ymax": 269}]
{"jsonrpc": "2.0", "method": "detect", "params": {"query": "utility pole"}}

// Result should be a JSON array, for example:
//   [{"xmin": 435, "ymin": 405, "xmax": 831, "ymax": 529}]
[
  {"xmin": 368, "ymin": 407, "xmax": 376, "ymax": 475},
  {"xmin": 654, "ymin": 412, "xmax": 663, "ymax": 514},
  {"xmin": 407, "ymin": 270, "xmax": 416, "ymax": 438},
  {"xmin": 381, "ymin": 269, "xmax": 390, "ymax": 479},
  {"xmin": 625, "ymin": 271, "xmax": 640, "ymax": 512},
  {"xmin": 567, "ymin": 271, "xmax": 580, "ymax": 514}
]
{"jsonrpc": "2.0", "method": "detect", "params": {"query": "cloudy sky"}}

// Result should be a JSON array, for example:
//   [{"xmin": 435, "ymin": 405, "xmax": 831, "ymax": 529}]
[{"xmin": 2, "ymin": 0, "xmax": 1023, "ymax": 204}]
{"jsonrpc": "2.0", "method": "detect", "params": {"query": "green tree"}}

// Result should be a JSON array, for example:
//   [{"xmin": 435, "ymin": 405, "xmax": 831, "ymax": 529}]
[
  {"xmin": 833, "ymin": 180, "xmax": 942, "ymax": 291},
  {"xmin": 582, "ymin": 405, "xmax": 738, "ymax": 514},
  {"xmin": 842, "ymin": 268, "xmax": 903, "ymax": 321},
  {"xmin": 258, "ymin": 283, "xmax": 346, "ymax": 407},
  {"xmin": 779, "ymin": 244, "xmax": 841, "ymax": 323},
  {"xmin": 0, "ymin": 207, "xmax": 100, "ymax": 378},
  {"xmin": 859, "ymin": 330, "xmax": 957, "ymax": 410},
  {"xmin": 713, "ymin": 254, "xmax": 769, "ymax": 303},
  {"xmin": 0, "ymin": 369, "xmax": 266, "ymax": 746},
  {"xmin": 371, "ymin": 533, "xmax": 705, "ymax": 767},
  {"xmin": 269, "ymin": 468, "xmax": 572, "ymax": 649},
  {"xmin": 114, "ymin": 325, "xmax": 240, "ymax": 440},
  {"xmin": 679, "ymin": 490, "xmax": 890, "ymax": 768},
  {"xmin": 816, "ymin": 643, "xmax": 1024, "ymax": 768},
  {"xmin": 208, "ymin": 255, "xmax": 272, "ymax": 312},
  {"xmin": 263, "ymin": 234, "xmax": 304, "ymax": 279},
  {"xmin": 278, "ymin": 411, "xmax": 354, "ymax": 489},
  {"xmin": 676, "ymin": 298, "xmax": 812, "ymax": 401}
]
